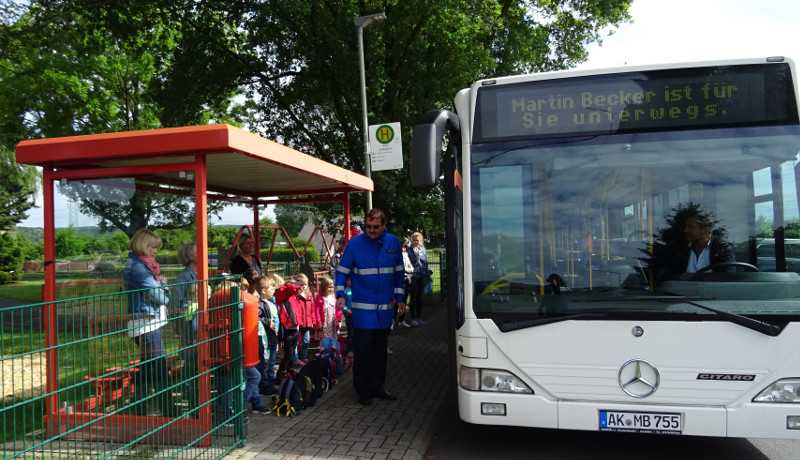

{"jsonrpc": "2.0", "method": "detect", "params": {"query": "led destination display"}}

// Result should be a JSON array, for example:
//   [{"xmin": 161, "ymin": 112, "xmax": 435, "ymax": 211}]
[{"xmin": 474, "ymin": 63, "xmax": 798, "ymax": 142}]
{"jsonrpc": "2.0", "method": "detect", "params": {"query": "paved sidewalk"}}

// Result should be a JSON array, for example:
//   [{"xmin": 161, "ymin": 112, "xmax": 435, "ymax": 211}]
[{"xmin": 227, "ymin": 303, "xmax": 449, "ymax": 460}]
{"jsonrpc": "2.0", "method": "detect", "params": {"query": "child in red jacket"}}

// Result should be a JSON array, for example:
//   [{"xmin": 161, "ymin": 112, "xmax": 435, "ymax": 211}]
[
  {"xmin": 287, "ymin": 274, "xmax": 316, "ymax": 361},
  {"xmin": 275, "ymin": 281, "xmax": 301, "ymax": 376}
]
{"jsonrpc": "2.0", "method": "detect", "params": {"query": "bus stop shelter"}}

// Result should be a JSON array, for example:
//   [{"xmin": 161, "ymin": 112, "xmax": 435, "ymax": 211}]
[{"xmin": 14, "ymin": 124, "xmax": 372, "ymax": 447}]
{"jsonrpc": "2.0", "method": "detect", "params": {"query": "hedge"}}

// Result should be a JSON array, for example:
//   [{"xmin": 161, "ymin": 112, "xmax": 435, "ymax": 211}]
[{"xmin": 261, "ymin": 246, "xmax": 320, "ymax": 263}]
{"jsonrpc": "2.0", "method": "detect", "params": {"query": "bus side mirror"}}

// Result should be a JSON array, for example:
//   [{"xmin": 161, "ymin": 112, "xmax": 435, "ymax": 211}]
[{"xmin": 411, "ymin": 110, "xmax": 460, "ymax": 188}]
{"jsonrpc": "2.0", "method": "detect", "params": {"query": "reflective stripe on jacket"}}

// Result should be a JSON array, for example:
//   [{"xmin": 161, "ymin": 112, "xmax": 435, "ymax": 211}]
[{"xmin": 335, "ymin": 231, "xmax": 405, "ymax": 330}]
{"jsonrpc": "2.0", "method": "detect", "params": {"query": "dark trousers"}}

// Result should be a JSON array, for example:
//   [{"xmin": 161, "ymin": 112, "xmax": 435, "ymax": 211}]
[
  {"xmin": 352, "ymin": 328, "xmax": 389, "ymax": 399},
  {"xmin": 132, "ymin": 329, "xmax": 171, "ymax": 416},
  {"xmin": 279, "ymin": 329, "xmax": 299, "ymax": 375},
  {"xmin": 409, "ymin": 277, "xmax": 426, "ymax": 320}
]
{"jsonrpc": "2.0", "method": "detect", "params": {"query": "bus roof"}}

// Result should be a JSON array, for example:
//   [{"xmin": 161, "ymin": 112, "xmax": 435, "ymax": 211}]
[
  {"xmin": 473, "ymin": 56, "xmax": 793, "ymax": 89},
  {"xmin": 15, "ymin": 124, "xmax": 373, "ymax": 198}
]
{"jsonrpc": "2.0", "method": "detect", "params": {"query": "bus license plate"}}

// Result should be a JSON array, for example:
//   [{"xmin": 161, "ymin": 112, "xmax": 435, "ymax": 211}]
[{"xmin": 599, "ymin": 410, "xmax": 682, "ymax": 434}]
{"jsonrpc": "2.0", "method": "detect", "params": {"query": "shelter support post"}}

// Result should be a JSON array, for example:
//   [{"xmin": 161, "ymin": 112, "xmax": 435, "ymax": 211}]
[
  {"xmin": 194, "ymin": 154, "xmax": 212, "ymax": 443},
  {"xmin": 344, "ymin": 192, "xmax": 351, "ymax": 242},
  {"xmin": 253, "ymin": 201, "xmax": 261, "ymax": 259},
  {"xmin": 42, "ymin": 168, "xmax": 58, "ymax": 421}
]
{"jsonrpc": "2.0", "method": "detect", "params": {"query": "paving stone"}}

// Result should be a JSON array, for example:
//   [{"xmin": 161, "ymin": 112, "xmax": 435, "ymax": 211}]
[
  {"xmin": 350, "ymin": 441, "xmax": 368, "ymax": 451},
  {"xmin": 225, "ymin": 303, "xmax": 448, "ymax": 460},
  {"xmin": 332, "ymin": 444, "xmax": 352, "ymax": 456}
]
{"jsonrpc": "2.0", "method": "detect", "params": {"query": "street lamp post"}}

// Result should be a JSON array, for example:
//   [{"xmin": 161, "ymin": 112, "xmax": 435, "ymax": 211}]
[{"xmin": 355, "ymin": 12, "xmax": 385, "ymax": 212}]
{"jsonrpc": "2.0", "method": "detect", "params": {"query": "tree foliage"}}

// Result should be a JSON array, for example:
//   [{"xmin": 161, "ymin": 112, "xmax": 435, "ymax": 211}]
[
  {"xmin": 240, "ymin": 0, "xmax": 632, "ymax": 238},
  {"xmin": 0, "ymin": 0, "xmax": 245, "ymax": 235},
  {"xmin": 2, "ymin": 0, "xmax": 632, "ymax": 240},
  {"xmin": 0, "ymin": 232, "xmax": 24, "ymax": 283},
  {"xmin": 0, "ymin": 147, "xmax": 38, "ymax": 230},
  {"xmin": 275, "ymin": 205, "xmax": 314, "ymax": 238}
]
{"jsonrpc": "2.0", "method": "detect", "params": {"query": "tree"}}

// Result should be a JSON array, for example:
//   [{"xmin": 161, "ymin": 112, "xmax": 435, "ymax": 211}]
[
  {"xmin": 55, "ymin": 227, "xmax": 88, "ymax": 258},
  {"xmin": 2, "ymin": 1, "xmax": 633, "ymax": 240},
  {"xmin": 14, "ymin": 232, "xmax": 41, "ymax": 261},
  {"xmin": 757, "ymin": 215, "xmax": 774, "ymax": 238},
  {"xmin": 0, "ymin": 1, "xmax": 246, "ymax": 235},
  {"xmin": 275, "ymin": 205, "xmax": 313, "ymax": 238},
  {"xmin": 0, "ymin": 232, "xmax": 24, "ymax": 283},
  {"xmin": 0, "ymin": 147, "xmax": 38, "ymax": 230},
  {"xmin": 241, "ymin": 1, "xmax": 632, "ymax": 237}
]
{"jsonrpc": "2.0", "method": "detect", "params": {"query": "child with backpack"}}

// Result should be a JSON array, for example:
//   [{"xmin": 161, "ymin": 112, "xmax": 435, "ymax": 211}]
[
  {"xmin": 249, "ymin": 273, "xmax": 281, "ymax": 395},
  {"xmin": 242, "ymin": 274, "xmax": 271, "ymax": 414},
  {"xmin": 275, "ymin": 279, "xmax": 302, "ymax": 377},
  {"xmin": 262, "ymin": 274, "xmax": 282, "ymax": 393}
]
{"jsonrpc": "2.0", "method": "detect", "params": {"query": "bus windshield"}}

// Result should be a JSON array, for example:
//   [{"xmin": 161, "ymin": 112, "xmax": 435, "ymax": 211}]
[{"xmin": 470, "ymin": 126, "xmax": 800, "ymax": 319}]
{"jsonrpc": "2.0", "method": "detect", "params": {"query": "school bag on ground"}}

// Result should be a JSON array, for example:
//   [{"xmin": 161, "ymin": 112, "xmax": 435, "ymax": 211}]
[
  {"xmin": 319, "ymin": 337, "xmax": 345, "ymax": 378},
  {"xmin": 315, "ymin": 349, "xmax": 343, "ymax": 392},
  {"xmin": 296, "ymin": 358, "xmax": 323, "ymax": 406},
  {"xmin": 272, "ymin": 369, "xmax": 303, "ymax": 416}
]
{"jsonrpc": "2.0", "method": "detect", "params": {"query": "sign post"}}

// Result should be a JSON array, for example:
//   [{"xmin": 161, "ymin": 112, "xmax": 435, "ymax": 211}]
[{"xmin": 369, "ymin": 122, "xmax": 403, "ymax": 171}]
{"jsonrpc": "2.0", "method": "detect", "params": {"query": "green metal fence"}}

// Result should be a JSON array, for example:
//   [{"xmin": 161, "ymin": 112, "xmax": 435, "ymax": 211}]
[
  {"xmin": 1, "ymin": 276, "xmax": 246, "ymax": 459},
  {"xmin": 428, "ymin": 251, "xmax": 444, "ymax": 301}
]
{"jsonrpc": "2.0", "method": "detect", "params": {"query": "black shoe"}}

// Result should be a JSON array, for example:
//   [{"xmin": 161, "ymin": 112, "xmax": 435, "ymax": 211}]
[
  {"xmin": 373, "ymin": 390, "xmax": 397, "ymax": 401},
  {"xmin": 358, "ymin": 396, "xmax": 373, "ymax": 406}
]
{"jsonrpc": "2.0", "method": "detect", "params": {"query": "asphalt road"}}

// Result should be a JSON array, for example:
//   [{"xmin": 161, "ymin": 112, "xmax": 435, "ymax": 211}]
[{"xmin": 425, "ymin": 392, "xmax": 799, "ymax": 460}]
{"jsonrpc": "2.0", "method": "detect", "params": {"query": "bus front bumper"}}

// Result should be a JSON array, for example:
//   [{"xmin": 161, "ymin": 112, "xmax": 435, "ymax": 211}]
[{"xmin": 458, "ymin": 387, "xmax": 800, "ymax": 439}]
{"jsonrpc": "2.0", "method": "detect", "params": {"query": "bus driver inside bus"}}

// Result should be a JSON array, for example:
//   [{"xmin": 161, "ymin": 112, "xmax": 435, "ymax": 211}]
[
  {"xmin": 671, "ymin": 205, "xmax": 735, "ymax": 274},
  {"xmin": 650, "ymin": 204, "xmax": 735, "ymax": 279}
]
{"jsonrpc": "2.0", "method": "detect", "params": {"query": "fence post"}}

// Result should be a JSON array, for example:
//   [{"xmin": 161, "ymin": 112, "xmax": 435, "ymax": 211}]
[
  {"xmin": 229, "ymin": 283, "xmax": 246, "ymax": 445},
  {"xmin": 439, "ymin": 251, "xmax": 446, "ymax": 302}
]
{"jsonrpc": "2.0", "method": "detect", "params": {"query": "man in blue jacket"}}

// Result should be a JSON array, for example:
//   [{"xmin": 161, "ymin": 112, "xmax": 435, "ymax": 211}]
[{"xmin": 336, "ymin": 208, "xmax": 406, "ymax": 405}]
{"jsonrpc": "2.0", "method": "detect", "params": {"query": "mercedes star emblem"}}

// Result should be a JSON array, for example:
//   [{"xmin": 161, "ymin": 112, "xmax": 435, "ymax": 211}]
[{"xmin": 618, "ymin": 359, "xmax": 660, "ymax": 398}]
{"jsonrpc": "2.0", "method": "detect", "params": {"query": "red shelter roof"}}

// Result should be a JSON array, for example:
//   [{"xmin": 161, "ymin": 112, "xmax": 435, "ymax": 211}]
[{"xmin": 15, "ymin": 124, "xmax": 373, "ymax": 198}]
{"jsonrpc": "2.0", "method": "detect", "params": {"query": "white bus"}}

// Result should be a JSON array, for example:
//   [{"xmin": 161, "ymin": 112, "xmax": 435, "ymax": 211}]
[{"xmin": 412, "ymin": 57, "xmax": 800, "ymax": 439}]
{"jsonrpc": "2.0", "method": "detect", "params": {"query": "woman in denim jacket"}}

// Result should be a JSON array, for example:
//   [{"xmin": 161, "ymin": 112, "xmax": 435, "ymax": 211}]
[{"xmin": 123, "ymin": 228, "xmax": 172, "ymax": 415}]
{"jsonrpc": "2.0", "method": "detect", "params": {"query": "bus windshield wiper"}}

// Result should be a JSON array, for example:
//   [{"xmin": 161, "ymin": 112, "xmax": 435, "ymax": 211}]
[
  {"xmin": 663, "ymin": 299, "xmax": 782, "ymax": 337},
  {"xmin": 497, "ymin": 312, "xmax": 609, "ymax": 332}
]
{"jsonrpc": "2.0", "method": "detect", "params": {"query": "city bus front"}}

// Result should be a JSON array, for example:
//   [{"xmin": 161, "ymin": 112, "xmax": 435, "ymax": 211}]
[{"xmin": 413, "ymin": 58, "xmax": 800, "ymax": 439}]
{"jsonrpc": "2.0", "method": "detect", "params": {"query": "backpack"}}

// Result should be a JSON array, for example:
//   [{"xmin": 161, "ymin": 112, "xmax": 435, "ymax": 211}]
[
  {"xmin": 319, "ymin": 338, "xmax": 345, "ymax": 378},
  {"xmin": 296, "ymin": 359, "xmax": 324, "ymax": 406},
  {"xmin": 279, "ymin": 300, "xmax": 299, "ymax": 331},
  {"xmin": 316, "ymin": 348, "xmax": 344, "ymax": 392},
  {"xmin": 272, "ymin": 370, "xmax": 303, "ymax": 416}
]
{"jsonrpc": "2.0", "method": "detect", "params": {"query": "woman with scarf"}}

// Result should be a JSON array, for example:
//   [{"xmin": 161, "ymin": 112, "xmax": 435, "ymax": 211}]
[{"xmin": 123, "ymin": 228, "xmax": 173, "ymax": 416}]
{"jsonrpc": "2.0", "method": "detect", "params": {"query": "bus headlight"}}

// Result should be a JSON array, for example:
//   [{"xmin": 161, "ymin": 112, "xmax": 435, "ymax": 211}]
[
  {"xmin": 753, "ymin": 379, "xmax": 800, "ymax": 403},
  {"xmin": 459, "ymin": 366, "xmax": 533, "ymax": 394},
  {"xmin": 481, "ymin": 370, "xmax": 533, "ymax": 394}
]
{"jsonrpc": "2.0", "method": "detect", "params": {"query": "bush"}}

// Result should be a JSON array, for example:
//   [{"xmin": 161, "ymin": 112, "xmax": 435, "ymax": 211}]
[
  {"xmin": 92, "ymin": 261, "xmax": 118, "ymax": 278},
  {"xmin": 155, "ymin": 250, "xmax": 178, "ymax": 265},
  {"xmin": 0, "ymin": 232, "xmax": 24, "ymax": 284},
  {"xmin": 260, "ymin": 246, "xmax": 320, "ymax": 263},
  {"xmin": 55, "ymin": 228, "xmax": 88, "ymax": 258}
]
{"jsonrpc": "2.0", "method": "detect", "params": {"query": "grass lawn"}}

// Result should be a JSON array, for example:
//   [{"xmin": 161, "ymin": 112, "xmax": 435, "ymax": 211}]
[
  {"xmin": 1, "ymin": 328, "xmax": 183, "ymax": 444},
  {"xmin": 0, "ymin": 268, "xmax": 207, "ymax": 305},
  {"xmin": 0, "ymin": 281, "xmax": 44, "ymax": 304}
]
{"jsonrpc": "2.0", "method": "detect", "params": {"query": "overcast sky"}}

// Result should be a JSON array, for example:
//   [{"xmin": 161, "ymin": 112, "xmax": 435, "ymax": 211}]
[{"xmin": 19, "ymin": 0, "xmax": 800, "ymax": 228}]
